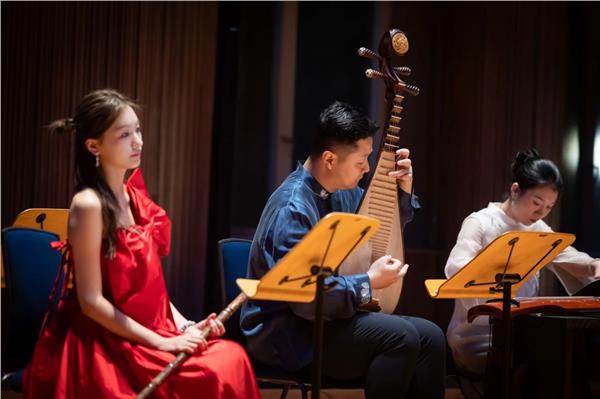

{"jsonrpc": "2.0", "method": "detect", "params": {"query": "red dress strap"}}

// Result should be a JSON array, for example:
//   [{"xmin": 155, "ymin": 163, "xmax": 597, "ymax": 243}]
[
  {"xmin": 125, "ymin": 168, "xmax": 172, "ymax": 257},
  {"xmin": 127, "ymin": 168, "xmax": 150, "ymax": 197},
  {"xmin": 39, "ymin": 241, "xmax": 73, "ymax": 335}
]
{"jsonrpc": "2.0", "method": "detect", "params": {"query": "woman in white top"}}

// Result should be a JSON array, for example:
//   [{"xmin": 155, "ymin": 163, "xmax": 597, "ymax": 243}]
[{"xmin": 444, "ymin": 149, "xmax": 600, "ymax": 376}]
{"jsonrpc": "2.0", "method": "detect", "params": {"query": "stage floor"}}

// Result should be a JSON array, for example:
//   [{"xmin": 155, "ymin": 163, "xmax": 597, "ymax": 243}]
[
  {"xmin": 1, "ymin": 388, "xmax": 465, "ymax": 399},
  {"xmin": 260, "ymin": 387, "xmax": 464, "ymax": 399}
]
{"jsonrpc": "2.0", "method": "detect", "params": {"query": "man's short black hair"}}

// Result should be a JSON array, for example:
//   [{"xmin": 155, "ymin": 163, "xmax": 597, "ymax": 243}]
[{"xmin": 309, "ymin": 101, "xmax": 379, "ymax": 159}]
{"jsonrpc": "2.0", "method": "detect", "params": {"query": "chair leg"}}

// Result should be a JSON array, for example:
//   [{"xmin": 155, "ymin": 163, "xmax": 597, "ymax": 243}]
[
  {"xmin": 299, "ymin": 383, "xmax": 309, "ymax": 399},
  {"xmin": 279, "ymin": 383, "xmax": 290, "ymax": 399},
  {"xmin": 1, "ymin": 370, "xmax": 24, "ymax": 392},
  {"xmin": 455, "ymin": 373, "xmax": 484, "ymax": 399}
]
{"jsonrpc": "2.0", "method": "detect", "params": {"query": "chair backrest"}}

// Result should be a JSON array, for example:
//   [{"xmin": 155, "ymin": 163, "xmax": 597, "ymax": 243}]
[
  {"xmin": 218, "ymin": 238, "xmax": 252, "ymax": 304},
  {"xmin": 217, "ymin": 238, "xmax": 252, "ymax": 344},
  {"xmin": 2, "ymin": 208, "xmax": 68, "ymax": 288},
  {"xmin": 1, "ymin": 227, "xmax": 62, "ymax": 372},
  {"xmin": 13, "ymin": 208, "xmax": 69, "ymax": 241}
]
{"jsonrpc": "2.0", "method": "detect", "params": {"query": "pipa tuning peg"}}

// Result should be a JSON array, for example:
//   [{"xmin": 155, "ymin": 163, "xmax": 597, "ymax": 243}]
[
  {"xmin": 365, "ymin": 69, "xmax": 386, "ymax": 80},
  {"xmin": 402, "ymin": 84, "xmax": 420, "ymax": 96},
  {"xmin": 358, "ymin": 47, "xmax": 381, "ymax": 61},
  {"xmin": 393, "ymin": 67, "xmax": 411, "ymax": 76}
]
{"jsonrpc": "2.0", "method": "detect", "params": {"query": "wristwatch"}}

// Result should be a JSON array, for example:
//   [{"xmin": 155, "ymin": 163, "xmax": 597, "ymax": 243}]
[{"xmin": 359, "ymin": 281, "xmax": 371, "ymax": 304}]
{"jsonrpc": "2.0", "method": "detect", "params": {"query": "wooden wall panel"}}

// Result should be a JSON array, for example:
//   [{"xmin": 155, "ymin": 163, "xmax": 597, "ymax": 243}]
[
  {"xmin": 2, "ymin": 2, "xmax": 217, "ymax": 318},
  {"xmin": 377, "ymin": 2, "xmax": 574, "ymax": 323},
  {"xmin": 385, "ymin": 2, "xmax": 569, "ymax": 253}
]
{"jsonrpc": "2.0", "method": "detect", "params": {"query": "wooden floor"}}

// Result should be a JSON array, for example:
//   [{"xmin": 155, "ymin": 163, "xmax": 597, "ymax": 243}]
[
  {"xmin": 2, "ymin": 376, "xmax": 466, "ymax": 399},
  {"xmin": 2, "ymin": 389, "xmax": 464, "ymax": 399},
  {"xmin": 260, "ymin": 387, "xmax": 465, "ymax": 399}
]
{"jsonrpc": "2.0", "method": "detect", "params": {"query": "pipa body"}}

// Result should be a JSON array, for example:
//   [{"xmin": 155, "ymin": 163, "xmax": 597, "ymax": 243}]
[{"xmin": 339, "ymin": 98, "xmax": 406, "ymax": 314}]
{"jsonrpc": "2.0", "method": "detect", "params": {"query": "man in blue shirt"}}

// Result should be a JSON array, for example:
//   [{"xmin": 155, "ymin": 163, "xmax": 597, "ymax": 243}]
[{"xmin": 240, "ymin": 101, "xmax": 445, "ymax": 398}]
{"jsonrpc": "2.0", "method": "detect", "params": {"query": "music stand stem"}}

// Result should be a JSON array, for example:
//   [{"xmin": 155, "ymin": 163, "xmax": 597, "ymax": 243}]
[
  {"xmin": 312, "ymin": 221, "xmax": 338, "ymax": 399},
  {"xmin": 310, "ymin": 219, "xmax": 368, "ymax": 399},
  {"xmin": 501, "ymin": 281, "xmax": 512, "ymax": 399},
  {"xmin": 488, "ymin": 274, "xmax": 519, "ymax": 399},
  {"xmin": 313, "ymin": 272, "xmax": 325, "ymax": 399}
]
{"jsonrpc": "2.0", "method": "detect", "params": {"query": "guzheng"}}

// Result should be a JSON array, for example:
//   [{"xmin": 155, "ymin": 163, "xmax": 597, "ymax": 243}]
[{"xmin": 468, "ymin": 296, "xmax": 600, "ymax": 322}]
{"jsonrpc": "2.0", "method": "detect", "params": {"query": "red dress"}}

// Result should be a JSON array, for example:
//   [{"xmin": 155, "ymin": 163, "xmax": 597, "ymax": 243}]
[{"xmin": 23, "ymin": 169, "xmax": 260, "ymax": 399}]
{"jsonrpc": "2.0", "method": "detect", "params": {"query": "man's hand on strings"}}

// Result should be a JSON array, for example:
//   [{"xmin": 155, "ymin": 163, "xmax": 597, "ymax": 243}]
[
  {"xmin": 388, "ymin": 148, "xmax": 413, "ymax": 194},
  {"xmin": 367, "ymin": 255, "xmax": 409, "ymax": 289}
]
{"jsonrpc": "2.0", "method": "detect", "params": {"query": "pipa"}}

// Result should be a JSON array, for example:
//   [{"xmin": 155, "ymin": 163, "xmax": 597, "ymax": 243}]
[{"xmin": 338, "ymin": 29, "xmax": 420, "ymax": 314}]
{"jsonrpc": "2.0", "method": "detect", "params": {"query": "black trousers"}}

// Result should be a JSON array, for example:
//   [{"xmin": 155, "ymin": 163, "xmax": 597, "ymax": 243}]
[{"xmin": 320, "ymin": 312, "xmax": 446, "ymax": 399}]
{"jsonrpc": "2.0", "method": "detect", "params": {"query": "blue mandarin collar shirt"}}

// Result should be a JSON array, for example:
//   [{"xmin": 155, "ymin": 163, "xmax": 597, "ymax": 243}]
[{"xmin": 240, "ymin": 162, "xmax": 419, "ymax": 371}]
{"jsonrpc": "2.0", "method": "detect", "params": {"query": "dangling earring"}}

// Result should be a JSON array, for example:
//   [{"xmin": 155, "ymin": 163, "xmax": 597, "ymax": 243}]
[{"xmin": 95, "ymin": 154, "xmax": 100, "ymax": 168}]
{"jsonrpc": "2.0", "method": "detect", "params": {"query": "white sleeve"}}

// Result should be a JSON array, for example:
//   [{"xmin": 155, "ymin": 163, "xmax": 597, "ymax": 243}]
[
  {"xmin": 444, "ymin": 215, "xmax": 491, "ymax": 309},
  {"xmin": 445, "ymin": 215, "xmax": 485, "ymax": 278},
  {"xmin": 537, "ymin": 220, "xmax": 600, "ymax": 295}
]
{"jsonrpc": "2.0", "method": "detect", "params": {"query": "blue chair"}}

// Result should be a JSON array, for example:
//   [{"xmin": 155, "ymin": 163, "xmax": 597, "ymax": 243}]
[
  {"xmin": 217, "ymin": 238, "xmax": 253, "ymax": 345},
  {"xmin": 1, "ymin": 227, "xmax": 63, "ymax": 391},
  {"xmin": 217, "ymin": 238, "xmax": 364, "ymax": 399}
]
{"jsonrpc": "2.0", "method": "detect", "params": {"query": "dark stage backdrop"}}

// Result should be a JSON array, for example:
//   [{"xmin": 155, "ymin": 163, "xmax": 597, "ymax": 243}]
[
  {"xmin": 289, "ymin": 2, "xmax": 600, "ymax": 326},
  {"xmin": 1, "ymin": 2, "xmax": 218, "ymax": 318},
  {"xmin": 2, "ymin": 2, "xmax": 599, "ymax": 325}
]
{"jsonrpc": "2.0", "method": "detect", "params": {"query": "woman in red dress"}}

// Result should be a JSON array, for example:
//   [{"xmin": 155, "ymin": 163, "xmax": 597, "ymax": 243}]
[{"xmin": 23, "ymin": 89, "xmax": 261, "ymax": 399}]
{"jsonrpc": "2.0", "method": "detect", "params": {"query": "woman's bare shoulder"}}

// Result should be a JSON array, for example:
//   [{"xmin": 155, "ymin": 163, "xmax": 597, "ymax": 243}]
[
  {"xmin": 71, "ymin": 188, "xmax": 102, "ymax": 210},
  {"xmin": 69, "ymin": 188, "xmax": 103, "ymax": 231}
]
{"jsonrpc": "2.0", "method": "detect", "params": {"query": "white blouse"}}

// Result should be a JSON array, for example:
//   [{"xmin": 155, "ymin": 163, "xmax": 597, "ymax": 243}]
[{"xmin": 444, "ymin": 202, "xmax": 599, "ymax": 375}]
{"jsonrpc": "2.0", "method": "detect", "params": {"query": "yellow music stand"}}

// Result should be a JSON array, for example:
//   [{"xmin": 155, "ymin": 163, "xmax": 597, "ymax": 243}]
[
  {"xmin": 237, "ymin": 212, "xmax": 379, "ymax": 302},
  {"xmin": 425, "ymin": 231, "xmax": 574, "ymax": 299},
  {"xmin": 237, "ymin": 212, "xmax": 379, "ymax": 399},
  {"xmin": 425, "ymin": 230, "xmax": 575, "ymax": 399}
]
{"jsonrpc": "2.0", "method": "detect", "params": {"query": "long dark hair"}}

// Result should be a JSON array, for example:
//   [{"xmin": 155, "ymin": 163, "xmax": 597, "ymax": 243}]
[
  {"xmin": 511, "ymin": 148, "xmax": 563, "ymax": 193},
  {"xmin": 49, "ymin": 89, "xmax": 141, "ymax": 258}
]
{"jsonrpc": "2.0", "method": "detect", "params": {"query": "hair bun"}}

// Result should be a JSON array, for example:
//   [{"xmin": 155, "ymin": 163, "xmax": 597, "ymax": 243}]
[
  {"xmin": 510, "ymin": 147, "xmax": 562, "ymax": 192},
  {"xmin": 48, "ymin": 117, "xmax": 76, "ymax": 135},
  {"xmin": 515, "ymin": 148, "xmax": 540, "ymax": 166}
]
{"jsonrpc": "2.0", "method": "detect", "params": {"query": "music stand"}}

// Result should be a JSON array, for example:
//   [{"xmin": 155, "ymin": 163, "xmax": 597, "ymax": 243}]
[
  {"xmin": 425, "ymin": 231, "xmax": 575, "ymax": 399},
  {"xmin": 237, "ymin": 212, "xmax": 380, "ymax": 399}
]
